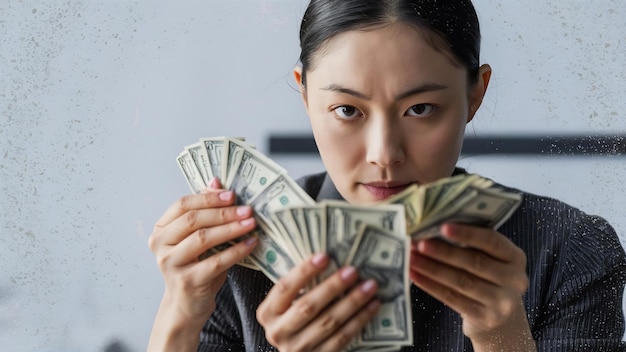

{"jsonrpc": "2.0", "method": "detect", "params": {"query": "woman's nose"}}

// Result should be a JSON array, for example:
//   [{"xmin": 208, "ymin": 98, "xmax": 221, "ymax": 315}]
[{"xmin": 365, "ymin": 119, "xmax": 406, "ymax": 168}]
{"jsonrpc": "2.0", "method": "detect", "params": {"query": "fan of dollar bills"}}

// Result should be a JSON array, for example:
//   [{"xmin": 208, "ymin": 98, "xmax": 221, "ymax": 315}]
[{"xmin": 177, "ymin": 136, "xmax": 522, "ymax": 351}]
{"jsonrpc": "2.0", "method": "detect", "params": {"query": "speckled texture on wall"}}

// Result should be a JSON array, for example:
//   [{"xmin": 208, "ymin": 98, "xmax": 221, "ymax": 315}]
[{"xmin": 1, "ymin": 1, "xmax": 624, "ymax": 350}]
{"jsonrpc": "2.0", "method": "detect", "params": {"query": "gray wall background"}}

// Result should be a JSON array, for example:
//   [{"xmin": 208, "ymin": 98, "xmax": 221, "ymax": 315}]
[{"xmin": 1, "ymin": 1, "xmax": 625, "ymax": 351}]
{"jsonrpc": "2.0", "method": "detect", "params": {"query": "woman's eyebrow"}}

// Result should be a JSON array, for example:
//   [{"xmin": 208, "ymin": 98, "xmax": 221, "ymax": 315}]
[
  {"xmin": 395, "ymin": 83, "xmax": 448, "ymax": 99},
  {"xmin": 320, "ymin": 83, "xmax": 448, "ymax": 100},
  {"xmin": 320, "ymin": 84, "xmax": 370, "ymax": 100}
]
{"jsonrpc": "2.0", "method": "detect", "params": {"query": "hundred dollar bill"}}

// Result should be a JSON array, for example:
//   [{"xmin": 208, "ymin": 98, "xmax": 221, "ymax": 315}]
[
  {"xmin": 201, "ymin": 137, "xmax": 227, "ymax": 183},
  {"xmin": 289, "ymin": 206, "xmax": 317, "ymax": 258},
  {"xmin": 246, "ymin": 219, "xmax": 297, "ymax": 283},
  {"xmin": 270, "ymin": 208, "xmax": 308, "ymax": 264},
  {"xmin": 228, "ymin": 148, "xmax": 285, "ymax": 205},
  {"xmin": 321, "ymin": 201, "xmax": 406, "ymax": 280},
  {"xmin": 412, "ymin": 184, "xmax": 522, "ymax": 240},
  {"xmin": 177, "ymin": 150, "xmax": 206, "ymax": 194},
  {"xmin": 419, "ymin": 174, "xmax": 471, "ymax": 219},
  {"xmin": 223, "ymin": 138, "xmax": 248, "ymax": 188},
  {"xmin": 383, "ymin": 184, "xmax": 424, "ymax": 234},
  {"xmin": 290, "ymin": 207, "xmax": 313, "ymax": 260},
  {"xmin": 299, "ymin": 206, "xmax": 323, "ymax": 255},
  {"xmin": 185, "ymin": 142, "xmax": 213, "ymax": 185},
  {"xmin": 250, "ymin": 175, "xmax": 315, "ymax": 272},
  {"xmin": 250, "ymin": 175, "xmax": 315, "ymax": 229},
  {"xmin": 425, "ymin": 174, "xmax": 479, "ymax": 219},
  {"xmin": 346, "ymin": 225, "xmax": 412, "ymax": 346}
]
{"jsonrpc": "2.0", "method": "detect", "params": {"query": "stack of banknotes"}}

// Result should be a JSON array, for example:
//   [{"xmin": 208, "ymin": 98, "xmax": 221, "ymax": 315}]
[{"xmin": 177, "ymin": 136, "xmax": 522, "ymax": 351}]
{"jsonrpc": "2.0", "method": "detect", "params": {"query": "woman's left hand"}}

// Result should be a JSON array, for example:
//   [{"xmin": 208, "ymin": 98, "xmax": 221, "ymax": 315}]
[{"xmin": 409, "ymin": 223, "xmax": 536, "ymax": 351}]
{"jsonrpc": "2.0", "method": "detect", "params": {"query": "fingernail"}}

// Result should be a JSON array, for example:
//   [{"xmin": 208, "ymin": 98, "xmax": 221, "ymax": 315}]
[
  {"xmin": 236, "ymin": 206, "xmax": 251, "ymax": 216},
  {"xmin": 340, "ymin": 266, "xmax": 357, "ymax": 280},
  {"xmin": 219, "ymin": 191, "xmax": 233, "ymax": 201},
  {"xmin": 367, "ymin": 300, "xmax": 380, "ymax": 312},
  {"xmin": 209, "ymin": 177, "xmax": 220, "ymax": 189},
  {"xmin": 440, "ymin": 223, "xmax": 454, "ymax": 237},
  {"xmin": 360, "ymin": 279, "xmax": 377, "ymax": 293},
  {"xmin": 244, "ymin": 236, "xmax": 258, "ymax": 246},
  {"xmin": 311, "ymin": 253, "xmax": 327, "ymax": 266},
  {"xmin": 240, "ymin": 218, "xmax": 255, "ymax": 227}
]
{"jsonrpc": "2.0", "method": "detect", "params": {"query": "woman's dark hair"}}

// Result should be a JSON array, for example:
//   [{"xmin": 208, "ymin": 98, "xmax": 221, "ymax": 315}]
[{"xmin": 298, "ymin": 0, "xmax": 481, "ymax": 86}]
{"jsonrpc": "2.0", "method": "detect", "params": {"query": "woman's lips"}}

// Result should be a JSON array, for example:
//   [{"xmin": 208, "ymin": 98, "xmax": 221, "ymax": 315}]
[{"xmin": 362, "ymin": 182, "xmax": 411, "ymax": 200}]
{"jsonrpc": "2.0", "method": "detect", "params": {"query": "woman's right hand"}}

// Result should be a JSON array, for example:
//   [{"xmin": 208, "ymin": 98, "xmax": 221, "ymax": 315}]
[{"xmin": 147, "ymin": 177, "xmax": 258, "ymax": 350}]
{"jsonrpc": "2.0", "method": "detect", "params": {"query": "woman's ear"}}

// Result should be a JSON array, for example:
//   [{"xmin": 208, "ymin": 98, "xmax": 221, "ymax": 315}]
[
  {"xmin": 293, "ymin": 66, "xmax": 308, "ymax": 107},
  {"xmin": 467, "ymin": 64, "xmax": 492, "ymax": 123}
]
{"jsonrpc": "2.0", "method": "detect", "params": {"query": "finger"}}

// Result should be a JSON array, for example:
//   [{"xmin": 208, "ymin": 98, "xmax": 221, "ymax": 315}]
[
  {"xmin": 187, "ymin": 235, "xmax": 259, "ymax": 282},
  {"xmin": 440, "ymin": 224, "xmax": 525, "ymax": 264},
  {"xmin": 160, "ymin": 204, "xmax": 253, "ymax": 246},
  {"xmin": 168, "ymin": 216, "xmax": 257, "ymax": 266},
  {"xmin": 312, "ymin": 299, "xmax": 381, "ymax": 352},
  {"xmin": 155, "ymin": 190, "xmax": 236, "ymax": 229},
  {"xmin": 257, "ymin": 262, "xmax": 358, "ymax": 350},
  {"xmin": 304, "ymin": 279, "xmax": 378, "ymax": 344},
  {"xmin": 202, "ymin": 177, "xmax": 223, "ymax": 192},
  {"xmin": 410, "ymin": 263, "xmax": 524, "ymax": 333},
  {"xmin": 415, "ymin": 238, "xmax": 514, "ymax": 286},
  {"xmin": 409, "ymin": 264, "xmax": 486, "ymax": 319},
  {"xmin": 259, "ymin": 253, "xmax": 330, "ymax": 317},
  {"xmin": 278, "ymin": 266, "xmax": 362, "ymax": 334},
  {"xmin": 411, "ymin": 251, "xmax": 499, "ymax": 305}
]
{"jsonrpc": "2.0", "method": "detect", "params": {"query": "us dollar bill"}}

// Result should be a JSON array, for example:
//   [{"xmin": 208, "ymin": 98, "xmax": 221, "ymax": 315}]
[
  {"xmin": 185, "ymin": 142, "xmax": 213, "ymax": 185},
  {"xmin": 323, "ymin": 201, "xmax": 406, "ymax": 259},
  {"xmin": 222, "ymin": 138, "xmax": 243, "ymax": 188},
  {"xmin": 270, "ymin": 208, "xmax": 307, "ymax": 264},
  {"xmin": 300, "ymin": 206, "xmax": 322, "ymax": 255},
  {"xmin": 321, "ymin": 201, "xmax": 405, "ymax": 280},
  {"xmin": 201, "ymin": 137, "xmax": 227, "ymax": 183},
  {"xmin": 289, "ymin": 206, "xmax": 319, "ymax": 256},
  {"xmin": 425, "ymin": 174, "xmax": 479, "ymax": 219},
  {"xmin": 412, "ymin": 184, "xmax": 521, "ymax": 240},
  {"xmin": 223, "ymin": 138, "xmax": 259, "ymax": 188},
  {"xmin": 290, "ymin": 207, "xmax": 313, "ymax": 260},
  {"xmin": 246, "ymin": 219, "xmax": 297, "ymax": 283},
  {"xmin": 383, "ymin": 184, "xmax": 423, "ymax": 234},
  {"xmin": 228, "ymin": 147, "xmax": 284, "ymax": 205},
  {"xmin": 346, "ymin": 225, "xmax": 412, "ymax": 346},
  {"xmin": 250, "ymin": 175, "xmax": 315, "ymax": 228},
  {"xmin": 177, "ymin": 150, "xmax": 206, "ymax": 193},
  {"xmin": 249, "ymin": 175, "xmax": 315, "ymax": 272}
]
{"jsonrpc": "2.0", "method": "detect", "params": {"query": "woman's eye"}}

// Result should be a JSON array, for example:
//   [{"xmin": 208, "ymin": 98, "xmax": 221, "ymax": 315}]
[
  {"xmin": 406, "ymin": 104, "xmax": 435, "ymax": 118},
  {"xmin": 333, "ymin": 105, "xmax": 362, "ymax": 119}
]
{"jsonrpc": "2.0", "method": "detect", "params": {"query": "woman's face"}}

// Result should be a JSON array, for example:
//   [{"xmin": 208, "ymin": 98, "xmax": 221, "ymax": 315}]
[{"xmin": 296, "ymin": 22, "xmax": 490, "ymax": 204}]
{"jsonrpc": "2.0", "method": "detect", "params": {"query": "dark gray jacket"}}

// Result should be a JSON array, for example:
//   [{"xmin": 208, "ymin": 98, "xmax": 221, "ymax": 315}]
[{"xmin": 199, "ymin": 171, "xmax": 626, "ymax": 351}]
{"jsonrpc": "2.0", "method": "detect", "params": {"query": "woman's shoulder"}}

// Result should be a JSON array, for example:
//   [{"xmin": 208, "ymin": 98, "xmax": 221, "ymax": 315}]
[
  {"xmin": 496, "ymin": 180, "xmax": 603, "ymax": 232},
  {"xmin": 295, "ymin": 172, "xmax": 327, "ymax": 199},
  {"xmin": 494, "ymin": 179, "xmax": 605, "ymax": 235},
  {"xmin": 502, "ymin": 183, "xmax": 585, "ymax": 222},
  {"xmin": 494, "ymin": 179, "xmax": 623, "ymax": 263}
]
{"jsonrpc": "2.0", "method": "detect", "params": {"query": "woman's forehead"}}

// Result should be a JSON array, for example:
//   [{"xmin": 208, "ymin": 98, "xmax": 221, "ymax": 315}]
[{"xmin": 305, "ymin": 23, "xmax": 467, "ymax": 89}]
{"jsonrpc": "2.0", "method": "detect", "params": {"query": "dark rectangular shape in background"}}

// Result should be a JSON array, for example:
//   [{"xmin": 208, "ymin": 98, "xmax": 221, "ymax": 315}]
[{"xmin": 269, "ymin": 134, "xmax": 626, "ymax": 156}]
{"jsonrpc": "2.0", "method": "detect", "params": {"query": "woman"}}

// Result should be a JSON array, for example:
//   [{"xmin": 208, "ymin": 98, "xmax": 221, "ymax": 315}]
[{"xmin": 147, "ymin": 0, "xmax": 626, "ymax": 351}]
